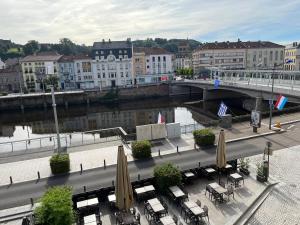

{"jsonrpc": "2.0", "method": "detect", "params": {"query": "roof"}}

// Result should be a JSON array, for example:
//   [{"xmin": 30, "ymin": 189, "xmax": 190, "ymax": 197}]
[
  {"xmin": 134, "ymin": 47, "xmax": 172, "ymax": 55},
  {"xmin": 93, "ymin": 40, "xmax": 132, "ymax": 49},
  {"xmin": 196, "ymin": 41, "xmax": 284, "ymax": 51},
  {"xmin": 285, "ymin": 42, "xmax": 300, "ymax": 49},
  {"xmin": 21, "ymin": 52, "xmax": 62, "ymax": 62},
  {"xmin": 58, "ymin": 55, "xmax": 91, "ymax": 62}
]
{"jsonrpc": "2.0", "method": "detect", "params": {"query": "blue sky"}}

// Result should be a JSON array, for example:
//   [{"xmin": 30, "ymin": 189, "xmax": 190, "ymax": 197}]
[{"xmin": 0, "ymin": 0, "xmax": 299, "ymax": 45}]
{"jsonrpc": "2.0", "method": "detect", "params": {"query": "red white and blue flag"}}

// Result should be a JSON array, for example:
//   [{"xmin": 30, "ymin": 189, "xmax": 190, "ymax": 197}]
[
  {"xmin": 274, "ymin": 95, "xmax": 288, "ymax": 110},
  {"xmin": 157, "ymin": 112, "xmax": 165, "ymax": 124}
]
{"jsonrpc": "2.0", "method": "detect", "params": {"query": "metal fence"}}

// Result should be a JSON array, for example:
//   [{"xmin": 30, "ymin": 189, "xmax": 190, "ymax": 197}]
[
  {"xmin": 180, "ymin": 123, "xmax": 204, "ymax": 134},
  {"xmin": 0, "ymin": 128, "xmax": 123, "ymax": 155}
]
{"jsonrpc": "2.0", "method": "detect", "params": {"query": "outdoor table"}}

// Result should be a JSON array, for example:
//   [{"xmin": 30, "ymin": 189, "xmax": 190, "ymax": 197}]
[
  {"xmin": 144, "ymin": 185, "xmax": 155, "ymax": 192},
  {"xmin": 77, "ymin": 200, "xmax": 88, "ymax": 208},
  {"xmin": 225, "ymin": 164, "xmax": 233, "ymax": 169},
  {"xmin": 205, "ymin": 168, "xmax": 216, "ymax": 173},
  {"xmin": 108, "ymin": 194, "xmax": 116, "ymax": 203},
  {"xmin": 184, "ymin": 171, "xmax": 195, "ymax": 178},
  {"xmin": 84, "ymin": 214, "xmax": 96, "ymax": 224},
  {"xmin": 169, "ymin": 186, "xmax": 186, "ymax": 198},
  {"xmin": 189, "ymin": 206, "xmax": 204, "ymax": 216},
  {"xmin": 208, "ymin": 182, "xmax": 227, "ymax": 202},
  {"xmin": 160, "ymin": 215, "xmax": 176, "ymax": 225},
  {"xmin": 147, "ymin": 198, "xmax": 160, "ymax": 206},
  {"xmin": 87, "ymin": 198, "xmax": 98, "ymax": 206},
  {"xmin": 135, "ymin": 187, "xmax": 146, "ymax": 195},
  {"xmin": 229, "ymin": 173, "xmax": 244, "ymax": 187},
  {"xmin": 147, "ymin": 198, "xmax": 166, "ymax": 214},
  {"xmin": 184, "ymin": 200, "xmax": 198, "ymax": 209}
]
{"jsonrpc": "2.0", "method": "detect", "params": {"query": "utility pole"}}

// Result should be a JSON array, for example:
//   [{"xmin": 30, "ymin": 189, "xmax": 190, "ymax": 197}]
[
  {"xmin": 51, "ymin": 86, "xmax": 61, "ymax": 153},
  {"xmin": 269, "ymin": 66, "xmax": 275, "ymax": 130}
]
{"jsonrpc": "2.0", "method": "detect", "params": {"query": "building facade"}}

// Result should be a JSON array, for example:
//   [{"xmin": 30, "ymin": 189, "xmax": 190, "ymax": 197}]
[
  {"xmin": 20, "ymin": 52, "xmax": 62, "ymax": 92},
  {"xmin": 92, "ymin": 39, "xmax": 133, "ymax": 89},
  {"xmin": 192, "ymin": 41, "xmax": 284, "ymax": 73},
  {"xmin": 0, "ymin": 64, "xmax": 23, "ymax": 93},
  {"xmin": 175, "ymin": 41, "xmax": 193, "ymax": 70},
  {"xmin": 58, "ymin": 55, "xmax": 76, "ymax": 90},
  {"xmin": 0, "ymin": 58, "xmax": 5, "ymax": 69},
  {"xmin": 133, "ymin": 47, "xmax": 174, "ymax": 84},
  {"xmin": 284, "ymin": 42, "xmax": 300, "ymax": 71},
  {"xmin": 74, "ymin": 57, "xmax": 94, "ymax": 89}
]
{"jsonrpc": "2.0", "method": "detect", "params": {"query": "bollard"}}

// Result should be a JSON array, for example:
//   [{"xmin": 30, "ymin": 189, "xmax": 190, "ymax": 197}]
[
  {"xmin": 198, "ymin": 162, "xmax": 201, "ymax": 168},
  {"xmin": 37, "ymin": 171, "xmax": 40, "ymax": 180},
  {"xmin": 80, "ymin": 163, "xmax": 83, "ymax": 174},
  {"xmin": 177, "ymin": 146, "xmax": 179, "ymax": 153},
  {"xmin": 104, "ymin": 159, "xmax": 106, "ymax": 169},
  {"xmin": 138, "ymin": 174, "xmax": 140, "ymax": 181},
  {"xmin": 84, "ymin": 186, "xmax": 86, "ymax": 192},
  {"xmin": 158, "ymin": 149, "xmax": 161, "ymax": 156},
  {"xmin": 112, "ymin": 180, "xmax": 115, "ymax": 186},
  {"xmin": 10, "ymin": 176, "xmax": 13, "ymax": 184},
  {"xmin": 30, "ymin": 198, "xmax": 34, "ymax": 206}
]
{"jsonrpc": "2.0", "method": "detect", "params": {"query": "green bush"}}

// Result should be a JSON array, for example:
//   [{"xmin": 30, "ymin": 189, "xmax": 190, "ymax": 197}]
[
  {"xmin": 193, "ymin": 129, "xmax": 215, "ymax": 147},
  {"xmin": 132, "ymin": 140, "xmax": 152, "ymax": 159},
  {"xmin": 35, "ymin": 186, "xmax": 74, "ymax": 225},
  {"xmin": 154, "ymin": 163, "xmax": 182, "ymax": 192},
  {"xmin": 50, "ymin": 154, "xmax": 70, "ymax": 175}
]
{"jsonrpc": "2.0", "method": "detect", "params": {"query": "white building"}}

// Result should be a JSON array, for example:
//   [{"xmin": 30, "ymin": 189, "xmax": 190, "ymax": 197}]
[
  {"xmin": 144, "ymin": 47, "xmax": 173, "ymax": 75},
  {"xmin": 284, "ymin": 42, "xmax": 300, "ymax": 71},
  {"xmin": 92, "ymin": 39, "xmax": 133, "ymax": 89},
  {"xmin": 193, "ymin": 40, "xmax": 284, "ymax": 73},
  {"xmin": 74, "ymin": 57, "xmax": 94, "ymax": 89}
]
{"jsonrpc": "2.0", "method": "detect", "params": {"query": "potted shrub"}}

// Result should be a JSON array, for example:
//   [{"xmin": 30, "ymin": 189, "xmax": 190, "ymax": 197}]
[
  {"xmin": 239, "ymin": 158, "xmax": 250, "ymax": 175},
  {"xmin": 50, "ymin": 153, "xmax": 70, "ymax": 175},
  {"xmin": 34, "ymin": 186, "xmax": 75, "ymax": 225},
  {"xmin": 256, "ymin": 162, "xmax": 267, "ymax": 182},
  {"xmin": 193, "ymin": 129, "xmax": 215, "ymax": 147},
  {"xmin": 154, "ymin": 163, "xmax": 182, "ymax": 192},
  {"xmin": 132, "ymin": 140, "xmax": 152, "ymax": 159}
]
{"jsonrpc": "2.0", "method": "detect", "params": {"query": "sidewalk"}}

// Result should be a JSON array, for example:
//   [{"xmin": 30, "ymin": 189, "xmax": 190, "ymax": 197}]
[{"xmin": 0, "ymin": 112, "xmax": 299, "ymax": 186}]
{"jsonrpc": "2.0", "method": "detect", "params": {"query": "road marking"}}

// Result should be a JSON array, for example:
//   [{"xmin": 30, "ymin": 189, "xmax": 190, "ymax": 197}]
[{"xmin": 287, "ymin": 125, "xmax": 295, "ymax": 130}]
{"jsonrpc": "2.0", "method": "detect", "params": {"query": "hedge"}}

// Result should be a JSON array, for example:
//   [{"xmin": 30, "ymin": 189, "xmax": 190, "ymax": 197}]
[
  {"xmin": 193, "ymin": 129, "xmax": 215, "ymax": 147},
  {"xmin": 35, "ymin": 186, "xmax": 74, "ymax": 225},
  {"xmin": 50, "ymin": 154, "xmax": 70, "ymax": 175},
  {"xmin": 154, "ymin": 163, "xmax": 182, "ymax": 192},
  {"xmin": 132, "ymin": 140, "xmax": 152, "ymax": 159}
]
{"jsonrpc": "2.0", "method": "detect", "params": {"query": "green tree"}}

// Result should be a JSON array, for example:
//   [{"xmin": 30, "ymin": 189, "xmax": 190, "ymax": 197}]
[
  {"xmin": 35, "ymin": 186, "xmax": 74, "ymax": 225},
  {"xmin": 23, "ymin": 40, "xmax": 39, "ymax": 55},
  {"xmin": 60, "ymin": 38, "xmax": 76, "ymax": 55},
  {"xmin": 154, "ymin": 163, "xmax": 182, "ymax": 192}
]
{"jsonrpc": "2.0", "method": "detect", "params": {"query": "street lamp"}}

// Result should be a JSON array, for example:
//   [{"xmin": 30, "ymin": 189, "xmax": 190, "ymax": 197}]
[{"xmin": 51, "ymin": 86, "xmax": 61, "ymax": 153}]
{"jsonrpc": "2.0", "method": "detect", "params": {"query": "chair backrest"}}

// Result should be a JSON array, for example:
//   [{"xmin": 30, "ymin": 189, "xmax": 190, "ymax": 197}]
[
  {"xmin": 220, "ymin": 181, "xmax": 226, "ymax": 188},
  {"xmin": 172, "ymin": 215, "xmax": 178, "ymax": 223},
  {"xmin": 136, "ymin": 213, "xmax": 140, "ymax": 221},
  {"xmin": 203, "ymin": 205, "xmax": 208, "ymax": 214},
  {"xmin": 196, "ymin": 199, "xmax": 201, "ymax": 207},
  {"xmin": 228, "ymin": 185, "xmax": 234, "ymax": 194}
]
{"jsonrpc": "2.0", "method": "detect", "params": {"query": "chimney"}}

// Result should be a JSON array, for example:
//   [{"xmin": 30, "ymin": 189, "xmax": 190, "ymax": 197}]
[
  {"xmin": 108, "ymin": 39, "xmax": 111, "ymax": 43},
  {"xmin": 238, "ymin": 38, "xmax": 241, "ymax": 42},
  {"xmin": 102, "ymin": 39, "xmax": 105, "ymax": 43},
  {"xmin": 127, "ymin": 38, "xmax": 131, "ymax": 43}
]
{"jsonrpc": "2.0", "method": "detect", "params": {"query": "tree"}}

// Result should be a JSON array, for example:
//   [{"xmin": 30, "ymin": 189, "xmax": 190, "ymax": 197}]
[
  {"xmin": 35, "ymin": 186, "xmax": 74, "ymax": 225},
  {"xmin": 23, "ymin": 40, "xmax": 39, "ymax": 55},
  {"xmin": 59, "ymin": 38, "xmax": 76, "ymax": 55}
]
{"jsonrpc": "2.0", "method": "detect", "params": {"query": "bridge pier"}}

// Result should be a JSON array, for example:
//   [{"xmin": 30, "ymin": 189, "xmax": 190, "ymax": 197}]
[{"xmin": 203, "ymin": 88, "xmax": 208, "ymax": 101}]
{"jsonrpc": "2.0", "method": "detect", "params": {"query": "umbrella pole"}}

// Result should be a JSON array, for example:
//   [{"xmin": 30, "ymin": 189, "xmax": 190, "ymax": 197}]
[{"xmin": 218, "ymin": 168, "xmax": 221, "ymax": 184}]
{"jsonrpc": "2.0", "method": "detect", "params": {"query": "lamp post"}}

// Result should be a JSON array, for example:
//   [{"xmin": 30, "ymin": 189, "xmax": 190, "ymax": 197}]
[
  {"xmin": 51, "ymin": 86, "xmax": 61, "ymax": 153},
  {"xmin": 269, "ymin": 66, "xmax": 275, "ymax": 130}
]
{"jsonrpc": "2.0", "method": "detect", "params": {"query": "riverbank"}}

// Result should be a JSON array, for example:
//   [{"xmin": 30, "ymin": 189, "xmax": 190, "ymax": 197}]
[{"xmin": 0, "ymin": 84, "xmax": 170, "ymax": 111}]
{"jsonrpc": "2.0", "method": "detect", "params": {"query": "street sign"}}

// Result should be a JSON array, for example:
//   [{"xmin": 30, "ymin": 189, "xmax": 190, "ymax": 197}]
[
  {"xmin": 269, "ymin": 99, "xmax": 273, "ymax": 105},
  {"xmin": 250, "ymin": 110, "xmax": 261, "ymax": 128}
]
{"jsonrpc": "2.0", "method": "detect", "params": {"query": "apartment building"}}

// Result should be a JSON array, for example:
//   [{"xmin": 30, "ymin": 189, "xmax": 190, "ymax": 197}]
[
  {"xmin": 92, "ymin": 39, "xmax": 133, "ymax": 89},
  {"xmin": 0, "ymin": 63, "xmax": 23, "ymax": 93},
  {"xmin": 20, "ymin": 52, "xmax": 62, "ymax": 92},
  {"xmin": 284, "ymin": 42, "xmax": 300, "ymax": 71},
  {"xmin": 175, "ymin": 41, "xmax": 193, "ymax": 69},
  {"xmin": 0, "ymin": 58, "xmax": 5, "ymax": 69},
  {"xmin": 192, "ymin": 40, "xmax": 284, "ymax": 73}
]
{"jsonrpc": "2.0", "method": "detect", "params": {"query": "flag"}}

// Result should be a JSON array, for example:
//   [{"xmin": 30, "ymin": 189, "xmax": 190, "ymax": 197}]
[
  {"xmin": 274, "ymin": 95, "xmax": 288, "ymax": 110},
  {"xmin": 285, "ymin": 59, "xmax": 293, "ymax": 64},
  {"xmin": 214, "ymin": 79, "xmax": 220, "ymax": 88},
  {"xmin": 218, "ymin": 102, "xmax": 228, "ymax": 117},
  {"xmin": 157, "ymin": 112, "xmax": 165, "ymax": 124}
]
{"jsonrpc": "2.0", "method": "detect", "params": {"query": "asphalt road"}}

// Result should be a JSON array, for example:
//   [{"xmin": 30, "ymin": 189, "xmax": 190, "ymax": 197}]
[{"xmin": 0, "ymin": 124, "xmax": 300, "ymax": 210}]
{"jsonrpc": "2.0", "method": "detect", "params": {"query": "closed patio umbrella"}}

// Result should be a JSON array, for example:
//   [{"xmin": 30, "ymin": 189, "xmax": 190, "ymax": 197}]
[
  {"xmin": 216, "ymin": 129, "xmax": 227, "ymax": 183},
  {"xmin": 115, "ymin": 145, "xmax": 133, "ymax": 211}
]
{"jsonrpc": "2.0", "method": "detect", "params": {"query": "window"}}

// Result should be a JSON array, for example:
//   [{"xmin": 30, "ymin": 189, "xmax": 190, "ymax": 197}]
[
  {"xmin": 163, "ymin": 56, "xmax": 166, "ymax": 61},
  {"xmin": 253, "ymin": 54, "xmax": 256, "ymax": 62},
  {"xmin": 158, "ymin": 56, "xmax": 161, "ymax": 62},
  {"xmin": 119, "ymin": 50, "xmax": 122, "ymax": 54},
  {"xmin": 275, "ymin": 51, "xmax": 278, "ymax": 60},
  {"xmin": 121, "ymin": 72, "xmax": 124, "ymax": 77},
  {"xmin": 82, "ymin": 62, "xmax": 91, "ymax": 72},
  {"xmin": 147, "ymin": 65, "xmax": 149, "ymax": 69},
  {"xmin": 103, "ymin": 73, "xmax": 105, "ymax": 78},
  {"xmin": 95, "ymin": 51, "xmax": 98, "ymax": 54},
  {"xmin": 280, "ymin": 51, "xmax": 284, "ymax": 60},
  {"xmin": 101, "ymin": 51, "xmax": 104, "ymax": 54},
  {"xmin": 124, "ymin": 50, "xmax": 127, "ymax": 53},
  {"xmin": 152, "ymin": 57, "xmax": 155, "ymax": 62},
  {"xmin": 98, "ymin": 73, "xmax": 100, "ymax": 78}
]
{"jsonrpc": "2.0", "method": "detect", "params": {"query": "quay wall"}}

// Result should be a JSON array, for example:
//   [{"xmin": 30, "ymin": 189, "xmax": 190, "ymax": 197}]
[{"xmin": 0, "ymin": 84, "xmax": 170, "ymax": 112}]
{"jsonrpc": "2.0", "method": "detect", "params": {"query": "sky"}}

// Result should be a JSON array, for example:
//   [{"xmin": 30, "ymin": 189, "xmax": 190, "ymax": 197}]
[{"xmin": 1, "ymin": 0, "xmax": 300, "ymax": 45}]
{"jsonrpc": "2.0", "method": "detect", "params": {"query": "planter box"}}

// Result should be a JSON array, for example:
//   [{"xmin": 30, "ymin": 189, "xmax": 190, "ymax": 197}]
[
  {"xmin": 256, "ymin": 174, "xmax": 267, "ymax": 182},
  {"xmin": 240, "ymin": 167, "xmax": 250, "ymax": 176}
]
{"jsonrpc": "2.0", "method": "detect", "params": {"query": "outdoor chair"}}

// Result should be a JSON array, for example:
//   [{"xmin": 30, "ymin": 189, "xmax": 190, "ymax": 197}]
[
  {"xmin": 220, "ymin": 180, "xmax": 226, "ymax": 188},
  {"xmin": 130, "ymin": 207, "xmax": 136, "ymax": 215},
  {"xmin": 212, "ymin": 190, "xmax": 222, "ymax": 204},
  {"xmin": 136, "ymin": 212, "xmax": 141, "ymax": 223},
  {"xmin": 172, "ymin": 215, "xmax": 179, "ymax": 224},
  {"xmin": 196, "ymin": 199, "xmax": 201, "ymax": 207},
  {"xmin": 205, "ymin": 185, "xmax": 213, "ymax": 199},
  {"xmin": 200, "ymin": 205, "xmax": 209, "ymax": 222},
  {"xmin": 224, "ymin": 185, "xmax": 235, "ymax": 200}
]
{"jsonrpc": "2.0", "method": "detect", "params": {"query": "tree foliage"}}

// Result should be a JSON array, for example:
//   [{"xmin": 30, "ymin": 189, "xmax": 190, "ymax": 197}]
[
  {"xmin": 176, "ymin": 68, "xmax": 194, "ymax": 76},
  {"xmin": 23, "ymin": 40, "xmax": 39, "ymax": 55},
  {"xmin": 193, "ymin": 129, "xmax": 215, "ymax": 147},
  {"xmin": 35, "ymin": 186, "xmax": 74, "ymax": 225},
  {"xmin": 132, "ymin": 140, "xmax": 152, "ymax": 159},
  {"xmin": 154, "ymin": 163, "xmax": 182, "ymax": 192}
]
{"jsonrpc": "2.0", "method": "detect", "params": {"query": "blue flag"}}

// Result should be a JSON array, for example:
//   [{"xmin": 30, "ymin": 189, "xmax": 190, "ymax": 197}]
[
  {"xmin": 218, "ymin": 102, "xmax": 228, "ymax": 117},
  {"xmin": 214, "ymin": 79, "xmax": 220, "ymax": 88}
]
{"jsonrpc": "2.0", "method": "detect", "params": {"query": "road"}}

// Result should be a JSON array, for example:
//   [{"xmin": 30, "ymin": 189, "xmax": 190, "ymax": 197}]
[{"xmin": 0, "ymin": 124, "xmax": 300, "ymax": 210}]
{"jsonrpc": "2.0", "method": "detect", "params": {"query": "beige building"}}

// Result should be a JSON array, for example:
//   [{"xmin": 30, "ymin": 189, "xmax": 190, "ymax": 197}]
[
  {"xmin": 284, "ymin": 42, "xmax": 300, "ymax": 71},
  {"xmin": 193, "ymin": 41, "xmax": 284, "ymax": 73},
  {"xmin": 175, "ymin": 41, "xmax": 193, "ymax": 69},
  {"xmin": 20, "ymin": 52, "xmax": 62, "ymax": 92},
  {"xmin": 133, "ymin": 49, "xmax": 146, "ymax": 78}
]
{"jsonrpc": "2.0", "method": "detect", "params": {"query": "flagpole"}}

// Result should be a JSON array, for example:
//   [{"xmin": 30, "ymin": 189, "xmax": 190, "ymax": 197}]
[{"xmin": 269, "ymin": 66, "xmax": 275, "ymax": 130}]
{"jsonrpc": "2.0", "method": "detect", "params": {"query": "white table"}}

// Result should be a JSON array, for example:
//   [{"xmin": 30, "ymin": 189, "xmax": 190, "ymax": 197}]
[
  {"xmin": 108, "ymin": 194, "xmax": 116, "ymax": 203},
  {"xmin": 144, "ymin": 185, "xmax": 155, "ymax": 192},
  {"xmin": 77, "ymin": 198, "xmax": 99, "ymax": 209},
  {"xmin": 160, "ymin": 215, "xmax": 176, "ymax": 225},
  {"xmin": 225, "ymin": 164, "xmax": 233, "ymax": 169},
  {"xmin": 147, "ymin": 198, "xmax": 160, "ymax": 206},
  {"xmin": 169, "ymin": 186, "xmax": 186, "ymax": 198},
  {"xmin": 230, "ymin": 173, "xmax": 242, "ymax": 179},
  {"xmin": 208, "ymin": 182, "xmax": 227, "ymax": 195},
  {"xmin": 84, "ymin": 214, "xmax": 96, "ymax": 224},
  {"xmin": 184, "ymin": 201, "xmax": 204, "ymax": 216},
  {"xmin": 205, "ymin": 168, "xmax": 216, "ymax": 173},
  {"xmin": 184, "ymin": 201, "xmax": 198, "ymax": 209},
  {"xmin": 184, "ymin": 172, "xmax": 195, "ymax": 178},
  {"xmin": 135, "ymin": 185, "xmax": 155, "ymax": 194}
]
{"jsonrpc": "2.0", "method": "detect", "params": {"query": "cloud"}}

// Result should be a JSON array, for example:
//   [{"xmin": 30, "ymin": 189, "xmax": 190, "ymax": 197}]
[{"xmin": 0, "ymin": 0, "xmax": 299, "ymax": 45}]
